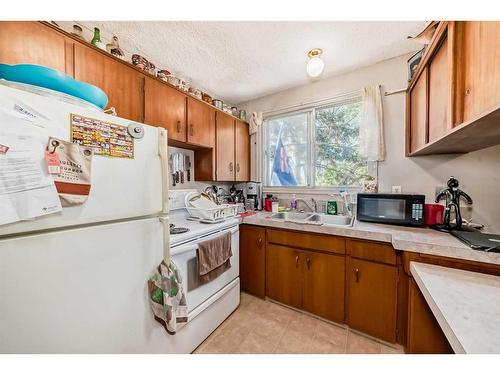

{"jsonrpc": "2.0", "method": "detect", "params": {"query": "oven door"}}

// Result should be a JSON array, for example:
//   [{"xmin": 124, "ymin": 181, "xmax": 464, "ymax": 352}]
[
  {"xmin": 170, "ymin": 225, "xmax": 239, "ymax": 313},
  {"xmin": 357, "ymin": 194, "xmax": 412, "ymax": 225}
]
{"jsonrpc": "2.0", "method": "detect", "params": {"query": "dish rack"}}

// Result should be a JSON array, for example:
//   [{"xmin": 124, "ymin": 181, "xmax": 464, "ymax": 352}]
[
  {"xmin": 185, "ymin": 192, "xmax": 238, "ymax": 223},
  {"xmin": 186, "ymin": 204, "xmax": 238, "ymax": 222}
]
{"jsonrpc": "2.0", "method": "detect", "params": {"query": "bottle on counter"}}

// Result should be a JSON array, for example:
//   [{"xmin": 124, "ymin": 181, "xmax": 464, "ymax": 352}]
[{"xmin": 290, "ymin": 194, "xmax": 297, "ymax": 211}]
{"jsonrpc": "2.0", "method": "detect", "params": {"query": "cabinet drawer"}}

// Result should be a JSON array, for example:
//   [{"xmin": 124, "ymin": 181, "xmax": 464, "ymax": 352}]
[
  {"xmin": 266, "ymin": 229, "xmax": 345, "ymax": 255},
  {"xmin": 347, "ymin": 239, "xmax": 396, "ymax": 265}
]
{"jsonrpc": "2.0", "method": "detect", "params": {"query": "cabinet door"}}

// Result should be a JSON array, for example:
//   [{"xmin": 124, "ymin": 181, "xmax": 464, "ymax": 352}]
[
  {"xmin": 303, "ymin": 251, "xmax": 345, "ymax": 323},
  {"xmin": 407, "ymin": 278, "xmax": 453, "ymax": 353},
  {"xmin": 187, "ymin": 97, "xmax": 215, "ymax": 147},
  {"xmin": 144, "ymin": 77, "xmax": 186, "ymax": 142},
  {"xmin": 0, "ymin": 21, "xmax": 68, "ymax": 73},
  {"xmin": 347, "ymin": 258, "xmax": 397, "ymax": 342},
  {"xmin": 216, "ymin": 112, "xmax": 235, "ymax": 181},
  {"xmin": 235, "ymin": 120, "xmax": 250, "ymax": 181},
  {"xmin": 462, "ymin": 21, "xmax": 500, "ymax": 122},
  {"xmin": 74, "ymin": 44, "xmax": 144, "ymax": 121},
  {"xmin": 266, "ymin": 244, "xmax": 302, "ymax": 309},
  {"xmin": 239, "ymin": 225, "xmax": 266, "ymax": 298},
  {"xmin": 428, "ymin": 37, "xmax": 450, "ymax": 142},
  {"xmin": 409, "ymin": 67, "xmax": 428, "ymax": 153}
]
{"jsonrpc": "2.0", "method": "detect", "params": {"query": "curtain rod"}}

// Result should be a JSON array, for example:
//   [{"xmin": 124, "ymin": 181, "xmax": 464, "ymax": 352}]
[
  {"xmin": 384, "ymin": 88, "xmax": 407, "ymax": 96},
  {"xmin": 262, "ymin": 89, "xmax": 362, "ymax": 117}
]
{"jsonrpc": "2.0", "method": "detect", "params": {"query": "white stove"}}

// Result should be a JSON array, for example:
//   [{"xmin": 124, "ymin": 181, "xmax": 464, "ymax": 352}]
[
  {"xmin": 166, "ymin": 189, "xmax": 240, "ymax": 352},
  {"xmin": 169, "ymin": 209, "xmax": 240, "ymax": 247}
]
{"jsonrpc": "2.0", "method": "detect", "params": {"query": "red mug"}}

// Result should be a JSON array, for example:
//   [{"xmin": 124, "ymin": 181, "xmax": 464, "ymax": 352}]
[{"xmin": 424, "ymin": 203, "xmax": 445, "ymax": 226}]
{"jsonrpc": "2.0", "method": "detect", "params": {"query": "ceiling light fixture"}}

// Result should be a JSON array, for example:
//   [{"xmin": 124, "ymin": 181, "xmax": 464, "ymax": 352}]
[{"xmin": 306, "ymin": 48, "xmax": 324, "ymax": 78}]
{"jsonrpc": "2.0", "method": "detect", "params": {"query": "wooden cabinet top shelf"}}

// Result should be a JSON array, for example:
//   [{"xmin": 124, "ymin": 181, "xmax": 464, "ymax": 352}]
[{"xmin": 38, "ymin": 21, "xmax": 248, "ymax": 125}]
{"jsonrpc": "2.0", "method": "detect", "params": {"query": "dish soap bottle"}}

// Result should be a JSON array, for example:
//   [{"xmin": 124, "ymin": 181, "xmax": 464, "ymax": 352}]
[
  {"xmin": 290, "ymin": 194, "xmax": 298, "ymax": 211},
  {"xmin": 91, "ymin": 27, "xmax": 106, "ymax": 50}
]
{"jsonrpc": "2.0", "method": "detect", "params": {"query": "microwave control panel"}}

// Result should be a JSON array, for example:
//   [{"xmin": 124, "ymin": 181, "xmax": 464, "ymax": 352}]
[{"xmin": 411, "ymin": 202, "xmax": 424, "ymax": 221}]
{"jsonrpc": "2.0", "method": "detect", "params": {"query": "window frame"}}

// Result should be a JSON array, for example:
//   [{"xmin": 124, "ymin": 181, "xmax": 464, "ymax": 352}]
[{"xmin": 262, "ymin": 95, "xmax": 371, "ymax": 191}]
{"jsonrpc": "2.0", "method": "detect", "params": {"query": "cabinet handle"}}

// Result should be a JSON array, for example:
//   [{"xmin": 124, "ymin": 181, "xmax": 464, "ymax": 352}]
[
  {"xmin": 176, "ymin": 121, "xmax": 181, "ymax": 133},
  {"xmin": 229, "ymin": 162, "xmax": 233, "ymax": 172},
  {"xmin": 306, "ymin": 257, "xmax": 311, "ymax": 270},
  {"xmin": 236, "ymin": 163, "xmax": 240, "ymax": 172},
  {"xmin": 465, "ymin": 88, "xmax": 471, "ymax": 96},
  {"xmin": 189, "ymin": 124, "xmax": 194, "ymax": 136},
  {"xmin": 258, "ymin": 237, "xmax": 262, "ymax": 248},
  {"xmin": 295, "ymin": 255, "xmax": 299, "ymax": 268},
  {"xmin": 355, "ymin": 268, "xmax": 359, "ymax": 283}
]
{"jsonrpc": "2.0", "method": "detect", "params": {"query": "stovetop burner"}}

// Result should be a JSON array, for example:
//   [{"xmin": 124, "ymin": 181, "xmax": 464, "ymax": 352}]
[{"xmin": 170, "ymin": 224, "xmax": 190, "ymax": 235}]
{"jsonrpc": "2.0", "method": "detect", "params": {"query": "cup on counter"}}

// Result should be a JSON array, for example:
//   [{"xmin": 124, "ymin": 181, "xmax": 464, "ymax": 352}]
[{"xmin": 424, "ymin": 203, "xmax": 445, "ymax": 226}]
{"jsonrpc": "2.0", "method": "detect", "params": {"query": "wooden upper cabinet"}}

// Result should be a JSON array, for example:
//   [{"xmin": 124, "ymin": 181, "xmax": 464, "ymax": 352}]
[
  {"xmin": 187, "ymin": 97, "xmax": 215, "ymax": 147},
  {"xmin": 428, "ymin": 37, "xmax": 451, "ymax": 142},
  {"xmin": 144, "ymin": 77, "xmax": 186, "ymax": 142},
  {"xmin": 216, "ymin": 112, "xmax": 236, "ymax": 181},
  {"xmin": 347, "ymin": 257, "xmax": 398, "ymax": 342},
  {"xmin": 302, "ymin": 251, "xmax": 345, "ymax": 323},
  {"xmin": 235, "ymin": 120, "xmax": 250, "ymax": 181},
  {"xmin": 266, "ymin": 244, "xmax": 302, "ymax": 309},
  {"xmin": 74, "ymin": 43, "xmax": 144, "ymax": 122},
  {"xmin": 409, "ymin": 67, "xmax": 428, "ymax": 153},
  {"xmin": 239, "ymin": 225, "xmax": 266, "ymax": 298},
  {"xmin": 0, "ymin": 21, "xmax": 69, "ymax": 73},
  {"xmin": 407, "ymin": 21, "xmax": 500, "ymax": 156},
  {"xmin": 461, "ymin": 21, "xmax": 500, "ymax": 122}
]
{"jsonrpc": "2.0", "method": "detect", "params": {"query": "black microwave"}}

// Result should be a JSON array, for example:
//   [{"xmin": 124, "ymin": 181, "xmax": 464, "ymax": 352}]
[{"xmin": 356, "ymin": 193, "xmax": 425, "ymax": 227}]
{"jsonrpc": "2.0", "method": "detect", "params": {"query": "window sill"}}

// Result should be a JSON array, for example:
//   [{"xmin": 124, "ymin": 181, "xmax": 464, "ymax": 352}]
[{"xmin": 262, "ymin": 186, "xmax": 363, "ymax": 195}]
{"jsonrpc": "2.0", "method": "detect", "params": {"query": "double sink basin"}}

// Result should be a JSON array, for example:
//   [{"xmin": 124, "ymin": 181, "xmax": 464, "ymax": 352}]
[{"xmin": 268, "ymin": 211, "xmax": 354, "ymax": 227}]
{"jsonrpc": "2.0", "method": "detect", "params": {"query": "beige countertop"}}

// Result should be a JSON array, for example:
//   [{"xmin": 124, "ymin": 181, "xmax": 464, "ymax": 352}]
[
  {"xmin": 241, "ymin": 212, "xmax": 500, "ymax": 266},
  {"xmin": 410, "ymin": 262, "xmax": 500, "ymax": 353}
]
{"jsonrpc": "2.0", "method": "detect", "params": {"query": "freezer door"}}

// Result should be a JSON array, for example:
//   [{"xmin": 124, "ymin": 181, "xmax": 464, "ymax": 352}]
[
  {"xmin": 0, "ymin": 217, "xmax": 176, "ymax": 353},
  {"xmin": 0, "ymin": 84, "xmax": 163, "ymax": 236}
]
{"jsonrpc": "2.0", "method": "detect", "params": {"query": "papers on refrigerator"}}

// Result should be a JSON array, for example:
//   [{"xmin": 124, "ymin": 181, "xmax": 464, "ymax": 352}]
[{"xmin": 0, "ymin": 116, "xmax": 62, "ymax": 226}]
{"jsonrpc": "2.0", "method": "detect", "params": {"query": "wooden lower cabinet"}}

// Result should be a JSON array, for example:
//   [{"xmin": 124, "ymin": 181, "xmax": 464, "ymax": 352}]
[
  {"xmin": 239, "ymin": 225, "xmax": 266, "ymax": 298},
  {"xmin": 266, "ymin": 244, "xmax": 303, "ymax": 309},
  {"xmin": 407, "ymin": 278, "xmax": 453, "ymax": 353},
  {"xmin": 346, "ymin": 257, "xmax": 398, "ymax": 342},
  {"xmin": 302, "ymin": 251, "xmax": 345, "ymax": 323},
  {"xmin": 265, "ymin": 240, "xmax": 345, "ymax": 323}
]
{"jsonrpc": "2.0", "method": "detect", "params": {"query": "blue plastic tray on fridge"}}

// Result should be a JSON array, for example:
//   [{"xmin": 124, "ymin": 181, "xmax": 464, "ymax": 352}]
[{"xmin": 0, "ymin": 63, "xmax": 108, "ymax": 109}]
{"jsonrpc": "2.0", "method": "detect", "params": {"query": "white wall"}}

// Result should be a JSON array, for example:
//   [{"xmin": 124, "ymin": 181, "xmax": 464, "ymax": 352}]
[{"xmin": 238, "ymin": 54, "xmax": 500, "ymax": 232}]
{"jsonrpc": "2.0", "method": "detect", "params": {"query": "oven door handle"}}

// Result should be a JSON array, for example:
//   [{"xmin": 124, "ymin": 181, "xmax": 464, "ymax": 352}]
[{"xmin": 170, "ymin": 226, "xmax": 238, "ymax": 256}]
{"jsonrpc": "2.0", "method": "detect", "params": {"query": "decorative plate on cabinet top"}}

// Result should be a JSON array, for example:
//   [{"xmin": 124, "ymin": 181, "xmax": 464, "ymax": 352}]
[{"xmin": 0, "ymin": 63, "xmax": 108, "ymax": 109}]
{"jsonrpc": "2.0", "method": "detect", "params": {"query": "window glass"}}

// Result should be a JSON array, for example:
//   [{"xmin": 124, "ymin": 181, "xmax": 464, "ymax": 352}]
[
  {"xmin": 314, "ymin": 100, "xmax": 368, "ymax": 187},
  {"xmin": 266, "ymin": 112, "xmax": 308, "ymax": 186},
  {"xmin": 263, "ymin": 97, "xmax": 370, "ymax": 188}
]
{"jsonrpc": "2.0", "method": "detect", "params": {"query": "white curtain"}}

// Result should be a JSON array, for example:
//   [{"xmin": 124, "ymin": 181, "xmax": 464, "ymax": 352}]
[{"xmin": 359, "ymin": 85, "xmax": 385, "ymax": 161}]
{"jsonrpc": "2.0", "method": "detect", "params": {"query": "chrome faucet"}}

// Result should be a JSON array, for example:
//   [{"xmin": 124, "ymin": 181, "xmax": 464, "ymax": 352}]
[{"xmin": 296, "ymin": 198, "xmax": 317, "ymax": 213}]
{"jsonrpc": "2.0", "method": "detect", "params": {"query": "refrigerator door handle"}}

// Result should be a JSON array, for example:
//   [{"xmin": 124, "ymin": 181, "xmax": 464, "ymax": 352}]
[
  {"xmin": 158, "ymin": 128, "xmax": 169, "ymax": 215},
  {"xmin": 159, "ymin": 216, "xmax": 170, "ymax": 266},
  {"xmin": 158, "ymin": 128, "xmax": 170, "ymax": 266}
]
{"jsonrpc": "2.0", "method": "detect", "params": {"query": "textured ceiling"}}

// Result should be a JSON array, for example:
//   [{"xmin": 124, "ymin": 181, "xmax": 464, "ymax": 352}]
[{"xmin": 77, "ymin": 21, "xmax": 426, "ymax": 104}]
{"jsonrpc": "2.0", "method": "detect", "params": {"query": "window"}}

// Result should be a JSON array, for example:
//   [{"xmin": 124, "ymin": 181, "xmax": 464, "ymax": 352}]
[{"xmin": 264, "ymin": 97, "xmax": 370, "ymax": 188}]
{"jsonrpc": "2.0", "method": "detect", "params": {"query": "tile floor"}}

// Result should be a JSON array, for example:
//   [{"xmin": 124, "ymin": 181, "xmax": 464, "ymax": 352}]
[{"xmin": 193, "ymin": 292, "xmax": 405, "ymax": 354}]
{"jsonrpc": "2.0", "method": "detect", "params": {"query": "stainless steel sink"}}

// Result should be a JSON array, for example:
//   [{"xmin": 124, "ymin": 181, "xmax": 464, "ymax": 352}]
[
  {"xmin": 268, "ymin": 212, "xmax": 315, "ymax": 221},
  {"xmin": 314, "ymin": 214, "xmax": 353, "ymax": 226},
  {"xmin": 268, "ymin": 211, "xmax": 354, "ymax": 227}
]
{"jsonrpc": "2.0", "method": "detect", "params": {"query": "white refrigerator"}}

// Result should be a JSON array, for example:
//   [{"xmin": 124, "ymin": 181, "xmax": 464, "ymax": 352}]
[{"xmin": 0, "ymin": 82, "xmax": 176, "ymax": 353}]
